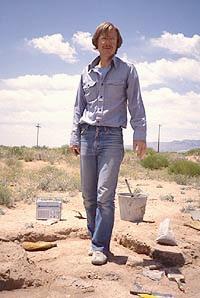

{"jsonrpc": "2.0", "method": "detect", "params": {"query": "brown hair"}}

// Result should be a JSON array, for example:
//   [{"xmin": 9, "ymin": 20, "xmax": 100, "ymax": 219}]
[{"xmin": 92, "ymin": 21, "xmax": 123, "ymax": 52}]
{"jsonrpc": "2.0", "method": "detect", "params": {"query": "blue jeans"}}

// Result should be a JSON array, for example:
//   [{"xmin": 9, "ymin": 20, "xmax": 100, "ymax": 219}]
[{"xmin": 80, "ymin": 124, "xmax": 124, "ymax": 253}]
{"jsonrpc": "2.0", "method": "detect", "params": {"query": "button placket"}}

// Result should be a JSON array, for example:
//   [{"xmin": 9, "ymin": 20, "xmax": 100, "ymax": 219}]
[{"xmin": 96, "ymin": 77, "xmax": 104, "ymax": 123}]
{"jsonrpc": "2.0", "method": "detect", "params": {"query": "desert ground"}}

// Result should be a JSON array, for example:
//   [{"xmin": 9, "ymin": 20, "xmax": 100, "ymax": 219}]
[{"xmin": 0, "ymin": 150, "xmax": 200, "ymax": 297}]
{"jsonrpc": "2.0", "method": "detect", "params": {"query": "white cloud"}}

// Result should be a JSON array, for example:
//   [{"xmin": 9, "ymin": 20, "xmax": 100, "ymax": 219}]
[
  {"xmin": 2, "ymin": 74, "xmax": 80, "ymax": 90},
  {"xmin": 151, "ymin": 32, "xmax": 200, "ymax": 60},
  {"xmin": 123, "ymin": 57, "xmax": 200, "ymax": 88},
  {"xmin": 28, "ymin": 34, "xmax": 77, "ymax": 63},
  {"xmin": 141, "ymin": 87, "xmax": 200, "ymax": 141},
  {"xmin": 0, "ymin": 72, "xmax": 200, "ymax": 146},
  {"xmin": 0, "ymin": 74, "xmax": 79, "ymax": 146},
  {"xmin": 72, "ymin": 31, "xmax": 95, "ymax": 52}
]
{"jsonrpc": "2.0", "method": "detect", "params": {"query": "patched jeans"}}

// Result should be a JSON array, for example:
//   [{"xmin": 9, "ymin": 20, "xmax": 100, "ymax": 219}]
[{"xmin": 80, "ymin": 124, "xmax": 124, "ymax": 253}]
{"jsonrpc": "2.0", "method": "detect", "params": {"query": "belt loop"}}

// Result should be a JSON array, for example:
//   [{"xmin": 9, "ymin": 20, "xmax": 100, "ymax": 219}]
[{"xmin": 95, "ymin": 126, "xmax": 99, "ymax": 138}]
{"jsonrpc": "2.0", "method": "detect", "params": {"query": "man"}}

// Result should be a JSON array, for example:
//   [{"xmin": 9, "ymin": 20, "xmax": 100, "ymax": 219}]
[{"xmin": 70, "ymin": 21, "xmax": 146, "ymax": 265}]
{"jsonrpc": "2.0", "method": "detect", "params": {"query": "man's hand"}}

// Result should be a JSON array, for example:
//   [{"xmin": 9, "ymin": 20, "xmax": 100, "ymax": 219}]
[
  {"xmin": 133, "ymin": 140, "xmax": 146, "ymax": 159},
  {"xmin": 70, "ymin": 145, "xmax": 80, "ymax": 156}
]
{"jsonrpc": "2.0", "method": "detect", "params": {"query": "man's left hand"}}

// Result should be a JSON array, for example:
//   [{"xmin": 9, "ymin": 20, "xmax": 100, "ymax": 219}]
[{"xmin": 133, "ymin": 140, "xmax": 147, "ymax": 159}]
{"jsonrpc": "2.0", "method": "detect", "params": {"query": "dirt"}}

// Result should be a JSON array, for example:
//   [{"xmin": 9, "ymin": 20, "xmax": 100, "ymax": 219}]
[{"xmin": 0, "ymin": 178, "xmax": 200, "ymax": 297}]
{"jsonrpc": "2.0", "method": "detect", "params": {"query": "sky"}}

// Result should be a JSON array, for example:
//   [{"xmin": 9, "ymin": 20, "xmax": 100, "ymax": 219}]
[{"xmin": 0, "ymin": 0, "xmax": 200, "ymax": 147}]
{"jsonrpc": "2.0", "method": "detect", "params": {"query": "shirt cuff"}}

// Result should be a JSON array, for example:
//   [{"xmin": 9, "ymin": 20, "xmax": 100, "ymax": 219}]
[
  {"xmin": 70, "ymin": 133, "xmax": 80, "ymax": 147},
  {"xmin": 133, "ymin": 128, "xmax": 146, "ymax": 141}
]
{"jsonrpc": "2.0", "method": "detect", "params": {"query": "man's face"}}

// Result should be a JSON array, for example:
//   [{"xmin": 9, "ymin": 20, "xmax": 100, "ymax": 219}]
[{"xmin": 97, "ymin": 28, "xmax": 118, "ymax": 59}]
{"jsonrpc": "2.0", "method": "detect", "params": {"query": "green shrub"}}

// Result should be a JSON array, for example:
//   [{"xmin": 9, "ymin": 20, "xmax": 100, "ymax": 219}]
[
  {"xmin": 36, "ymin": 165, "xmax": 81, "ymax": 192},
  {"xmin": 4, "ymin": 158, "xmax": 22, "ymax": 168},
  {"xmin": 119, "ymin": 150, "xmax": 144, "ymax": 179},
  {"xmin": 16, "ymin": 186, "xmax": 37, "ymax": 203},
  {"xmin": 172, "ymin": 174, "xmax": 188, "ymax": 185},
  {"xmin": 185, "ymin": 148, "xmax": 200, "ymax": 156},
  {"xmin": 146, "ymin": 147, "xmax": 156, "ymax": 155},
  {"xmin": 10, "ymin": 146, "xmax": 25, "ymax": 159},
  {"xmin": 169, "ymin": 160, "xmax": 200, "ymax": 177},
  {"xmin": 23, "ymin": 149, "xmax": 35, "ymax": 162},
  {"xmin": 60, "ymin": 145, "xmax": 70, "ymax": 155},
  {"xmin": 2, "ymin": 158, "xmax": 23, "ymax": 184},
  {"xmin": 0, "ymin": 184, "xmax": 12, "ymax": 206},
  {"xmin": 141, "ymin": 153, "xmax": 169, "ymax": 170}
]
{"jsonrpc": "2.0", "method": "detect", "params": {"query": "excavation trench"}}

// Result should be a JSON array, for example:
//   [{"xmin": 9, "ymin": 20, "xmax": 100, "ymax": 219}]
[{"xmin": 0, "ymin": 227, "xmax": 185, "ymax": 292}]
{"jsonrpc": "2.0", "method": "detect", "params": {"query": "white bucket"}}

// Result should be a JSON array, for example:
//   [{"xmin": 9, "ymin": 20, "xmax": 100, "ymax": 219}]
[{"xmin": 118, "ymin": 193, "xmax": 147, "ymax": 222}]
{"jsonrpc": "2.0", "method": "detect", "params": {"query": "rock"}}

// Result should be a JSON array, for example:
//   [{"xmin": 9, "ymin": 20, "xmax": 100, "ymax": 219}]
[
  {"xmin": 156, "ymin": 184, "xmax": 163, "ymax": 188},
  {"xmin": 104, "ymin": 272, "xmax": 120, "ymax": 281},
  {"xmin": 160, "ymin": 194, "xmax": 174, "ymax": 202},
  {"xmin": 130, "ymin": 281, "xmax": 149, "ymax": 296},
  {"xmin": 0, "ymin": 208, "xmax": 5, "ymax": 215},
  {"xmin": 147, "ymin": 261, "xmax": 163, "ymax": 270},
  {"xmin": 70, "ymin": 278, "xmax": 95, "ymax": 293},
  {"xmin": 62, "ymin": 198, "xmax": 70, "ymax": 204},
  {"xmin": 24, "ymin": 222, "xmax": 34, "ymax": 229},
  {"xmin": 0, "ymin": 242, "xmax": 49, "ymax": 291},
  {"xmin": 115, "ymin": 233, "xmax": 151, "ymax": 255},
  {"xmin": 44, "ymin": 219, "xmax": 59, "ymax": 226},
  {"xmin": 151, "ymin": 244, "xmax": 185, "ymax": 266},
  {"xmin": 85, "ymin": 271, "xmax": 102, "ymax": 280},
  {"xmin": 142, "ymin": 268, "xmax": 165, "ymax": 281},
  {"xmin": 185, "ymin": 198, "xmax": 194, "ymax": 203},
  {"xmin": 180, "ymin": 204, "xmax": 195, "ymax": 213},
  {"xmin": 189, "ymin": 209, "xmax": 200, "ymax": 221},
  {"xmin": 126, "ymin": 255, "xmax": 144, "ymax": 267},
  {"xmin": 166, "ymin": 269, "xmax": 185, "ymax": 292},
  {"xmin": 133, "ymin": 187, "xmax": 143, "ymax": 193}
]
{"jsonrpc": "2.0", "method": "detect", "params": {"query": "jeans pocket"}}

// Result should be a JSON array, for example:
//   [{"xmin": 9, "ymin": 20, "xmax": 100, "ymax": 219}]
[
  {"xmin": 80, "ymin": 123, "xmax": 89, "ymax": 135},
  {"xmin": 107, "ymin": 127, "xmax": 122, "ymax": 137}
]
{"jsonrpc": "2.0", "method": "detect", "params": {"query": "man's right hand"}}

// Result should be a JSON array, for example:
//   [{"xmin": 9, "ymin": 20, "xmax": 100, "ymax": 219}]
[{"xmin": 70, "ymin": 145, "xmax": 80, "ymax": 156}]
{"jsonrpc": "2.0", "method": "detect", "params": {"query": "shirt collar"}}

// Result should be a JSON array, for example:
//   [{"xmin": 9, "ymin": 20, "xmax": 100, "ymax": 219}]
[{"xmin": 88, "ymin": 55, "xmax": 118, "ymax": 72}]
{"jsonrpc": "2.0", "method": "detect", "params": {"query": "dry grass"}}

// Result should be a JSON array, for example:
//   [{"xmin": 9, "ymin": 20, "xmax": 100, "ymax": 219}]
[{"xmin": 0, "ymin": 145, "xmax": 199, "ymax": 206}]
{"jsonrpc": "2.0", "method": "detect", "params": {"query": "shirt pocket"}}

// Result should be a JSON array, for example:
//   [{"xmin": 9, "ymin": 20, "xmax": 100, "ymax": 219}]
[
  {"xmin": 105, "ymin": 80, "xmax": 126, "ymax": 99},
  {"xmin": 83, "ymin": 80, "xmax": 97, "ymax": 102}
]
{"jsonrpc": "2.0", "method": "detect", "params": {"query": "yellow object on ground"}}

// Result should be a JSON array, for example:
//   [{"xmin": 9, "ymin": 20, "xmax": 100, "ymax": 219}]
[
  {"xmin": 22, "ymin": 241, "xmax": 57, "ymax": 251},
  {"xmin": 138, "ymin": 295, "xmax": 158, "ymax": 298},
  {"xmin": 184, "ymin": 221, "xmax": 200, "ymax": 231}
]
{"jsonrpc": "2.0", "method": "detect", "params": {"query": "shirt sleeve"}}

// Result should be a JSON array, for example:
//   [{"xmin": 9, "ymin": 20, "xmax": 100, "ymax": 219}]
[
  {"xmin": 70, "ymin": 75, "xmax": 87, "ymax": 146},
  {"xmin": 126, "ymin": 64, "xmax": 147, "ymax": 141}
]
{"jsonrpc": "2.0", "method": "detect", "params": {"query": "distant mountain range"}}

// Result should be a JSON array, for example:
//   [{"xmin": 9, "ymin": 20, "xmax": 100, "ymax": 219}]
[
  {"xmin": 148, "ymin": 139, "xmax": 200, "ymax": 152},
  {"xmin": 126, "ymin": 139, "xmax": 200, "ymax": 152}
]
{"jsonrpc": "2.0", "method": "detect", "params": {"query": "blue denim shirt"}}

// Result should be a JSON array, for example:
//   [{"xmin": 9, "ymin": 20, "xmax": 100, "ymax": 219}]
[{"xmin": 70, "ymin": 55, "xmax": 146, "ymax": 146}]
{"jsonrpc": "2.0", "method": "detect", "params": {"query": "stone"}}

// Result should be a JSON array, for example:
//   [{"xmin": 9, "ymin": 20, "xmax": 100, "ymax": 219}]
[
  {"xmin": 156, "ymin": 184, "xmax": 163, "ymax": 188},
  {"xmin": 104, "ymin": 272, "xmax": 120, "ymax": 281},
  {"xmin": 151, "ymin": 244, "xmax": 185, "ymax": 266},
  {"xmin": 24, "ymin": 222, "xmax": 34, "ymax": 229},
  {"xmin": 142, "ymin": 268, "xmax": 165, "ymax": 281},
  {"xmin": 189, "ymin": 209, "xmax": 200, "ymax": 221},
  {"xmin": 0, "ymin": 208, "xmax": 5, "ymax": 215},
  {"xmin": 126, "ymin": 255, "xmax": 144, "ymax": 267},
  {"xmin": 160, "ymin": 194, "xmax": 174, "ymax": 202}
]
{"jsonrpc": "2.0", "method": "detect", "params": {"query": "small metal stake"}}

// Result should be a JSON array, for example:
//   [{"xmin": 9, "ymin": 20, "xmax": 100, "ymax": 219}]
[{"xmin": 125, "ymin": 179, "xmax": 134, "ymax": 197}]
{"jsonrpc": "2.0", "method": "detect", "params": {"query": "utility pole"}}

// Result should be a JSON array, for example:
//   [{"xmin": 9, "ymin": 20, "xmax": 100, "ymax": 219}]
[
  {"xmin": 36, "ymin": 123, "xmax": 41, "ymax": 147},
  {"xmin": 157, "ymin": 124, "xmax": 161, "ymax": 153}
]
